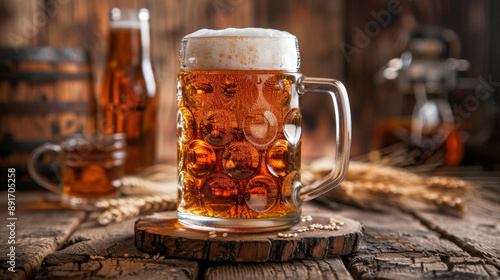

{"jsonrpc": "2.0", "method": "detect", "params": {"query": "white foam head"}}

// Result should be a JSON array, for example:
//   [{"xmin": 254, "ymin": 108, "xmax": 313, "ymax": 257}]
[{"xmin": 179, "ymin": 28, "xmax": 300, "ymax": 71}]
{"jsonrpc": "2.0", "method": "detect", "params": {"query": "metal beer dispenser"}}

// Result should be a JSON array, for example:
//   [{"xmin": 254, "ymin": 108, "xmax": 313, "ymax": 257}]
[{"xmin": 374, "ymin": 27, "xmax": 470, "ymax": 167}]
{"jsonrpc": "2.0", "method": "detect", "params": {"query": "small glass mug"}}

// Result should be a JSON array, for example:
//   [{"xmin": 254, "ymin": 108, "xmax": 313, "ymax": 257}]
[
  {"xmin": 28, "ymin": 133, "xmax": 127, "ymax": 209},
  {"xmin": 177, "ymin": 28, "xmax": 351, "ymax": 231}
]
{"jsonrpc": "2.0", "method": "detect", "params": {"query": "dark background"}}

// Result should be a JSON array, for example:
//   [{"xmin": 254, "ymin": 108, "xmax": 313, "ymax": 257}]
[{"xmin": 0, "ymin": 0, "xmax": 498, "ymax": 167}]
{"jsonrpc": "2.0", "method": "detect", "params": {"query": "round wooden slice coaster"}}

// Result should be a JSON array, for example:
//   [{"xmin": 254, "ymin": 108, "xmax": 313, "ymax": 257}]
[{"xmin": 134, "ymin": 212, "xmax": 364, "ymax": 262}]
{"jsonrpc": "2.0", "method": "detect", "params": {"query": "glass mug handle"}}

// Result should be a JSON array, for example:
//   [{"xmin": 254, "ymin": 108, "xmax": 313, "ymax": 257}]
[
  {"xmin": 27, "ymin": 143, "xmax": 63, "ymax": 194},
  {"xmin": 297, "ymin": 76, "xmax": 352, "ymax": 202}
]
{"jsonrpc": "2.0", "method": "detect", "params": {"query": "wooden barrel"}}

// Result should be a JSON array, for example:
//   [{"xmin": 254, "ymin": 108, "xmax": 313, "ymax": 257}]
[{"xmin": 0, "ymin": 47, "xmax": 96, "ymax": 187}]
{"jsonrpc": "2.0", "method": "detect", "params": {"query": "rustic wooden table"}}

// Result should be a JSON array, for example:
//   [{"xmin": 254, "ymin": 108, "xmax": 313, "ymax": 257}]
[{"xmin": 1, "ymin": 168, "xmax": 499, "ymax": 279}]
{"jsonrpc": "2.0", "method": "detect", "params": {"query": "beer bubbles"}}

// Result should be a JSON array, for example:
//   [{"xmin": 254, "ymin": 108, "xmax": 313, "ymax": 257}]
[{"xmin": 177, "ymin": 28, "xmax": 303, "ymax": 220}]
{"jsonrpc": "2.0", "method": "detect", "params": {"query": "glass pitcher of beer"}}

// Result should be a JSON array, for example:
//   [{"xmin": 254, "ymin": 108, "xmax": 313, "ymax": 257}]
[
  {"xmin": 177, "ymin": 28, "xmax": 351, "ymax": 231},
  {"xmin": 100, "ymin": 8, "xmax": 158, "ymax": 174}
]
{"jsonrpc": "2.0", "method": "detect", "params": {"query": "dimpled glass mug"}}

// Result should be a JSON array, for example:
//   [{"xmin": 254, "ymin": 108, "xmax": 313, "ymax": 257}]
[{"xmin": 177, "ymin": 28, "xmax": 351, "ymax": 231}]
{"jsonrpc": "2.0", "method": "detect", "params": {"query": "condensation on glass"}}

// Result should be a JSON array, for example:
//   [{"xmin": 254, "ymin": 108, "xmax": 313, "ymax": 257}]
[{"xmin": 176, "ymin": 28, "xmax": 351, "ymax": 231}]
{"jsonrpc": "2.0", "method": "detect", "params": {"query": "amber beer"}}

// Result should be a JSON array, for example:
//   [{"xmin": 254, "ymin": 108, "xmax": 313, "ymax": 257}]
[
  {"xmin": 177, "ymin": 29, "xmax": 305, "ymax": 226},
  {"xmin": 100, "ymin": 8, "xmax": 157, "ymax": 174},
  {"xmin": 178, "ymin": 70, "xmax": 302, "ymax": 219},
  {"xmin": 373, "ymin": 118, "xmax": 464, "ymax": 166},
  {"xmin": 61, "ymin": 138, "xmax": 126, "ymax": 199},
  {"xmin": 28, "ymin": 133, "xmax": 127, "ymax": 208},
  {"xmin": 177, "ymin": 28, "xmax": 351, "ymax": 231}
]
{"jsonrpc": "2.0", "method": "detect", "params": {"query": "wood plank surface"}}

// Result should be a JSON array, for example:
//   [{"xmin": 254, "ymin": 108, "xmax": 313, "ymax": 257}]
[
  {"xmin": 204, "ymin": 258, "xmax": 353, "ymax": 280},
  {"xmin": 37, "ymin": 258, "xmax": 197, "ymax": 280},
  {"xmin": 41, "ymin": 212, "xmax": 199, "ymax": 279},
  {"xmin": 410, "ymin": 173, "xmax": 500, "ymax": 271},
  {"xmin": 135, "ymin": 212, "xmax": 363, "ymax": 262},
  {"xmin": 0, "ymin": 192, "xmax": 86, "ymax": 280},
  {"xmin": 197, "ymin": 202, "xmax": 481, "ymax": 279},
  {"xmin": 3, "ymin": 173, "xmax": 500, "ymax": 279},
  {"xmin": 307, "ymin": 202, "xmax": 500, "ymax": 279}
]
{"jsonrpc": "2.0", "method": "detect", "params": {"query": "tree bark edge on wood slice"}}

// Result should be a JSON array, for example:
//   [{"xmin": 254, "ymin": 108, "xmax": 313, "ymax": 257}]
[{"xmin": 134, "ymin": 211, "xmax": 364, "ymax": 262}]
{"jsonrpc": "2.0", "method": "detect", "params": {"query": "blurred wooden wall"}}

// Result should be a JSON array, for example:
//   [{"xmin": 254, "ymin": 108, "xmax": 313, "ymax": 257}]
[
  {"xmin": 1, "ymin": 0, "xmax": 497, "ymax": 163},
  {"xmin": 0, "ymin": 0, "xmax": 345, "ymax": 161},
  {"xmin": 343, "ymin": 0, "xmax": 497, "ymax": 162}
]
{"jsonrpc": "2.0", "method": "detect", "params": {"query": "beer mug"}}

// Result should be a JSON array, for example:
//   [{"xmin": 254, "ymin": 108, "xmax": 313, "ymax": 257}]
[
  {"xmin": 177, "ymin": 28, "xmax": 351, "ymax": 231},
  {"xmin": 28, "ymin": 133, "xmax": 127, "ymax": 209}
]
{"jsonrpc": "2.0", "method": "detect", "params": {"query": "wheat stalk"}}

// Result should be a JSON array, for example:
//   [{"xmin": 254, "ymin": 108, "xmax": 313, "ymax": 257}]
[
  {"xmin": 95, "ymin": 194, "xmax": 177, "ymax": 225},
  {"xmin": 94, "ymin": 154, "xmax": 471, "ymax": 225},
  {"xmin": 303, "ymin": 160, "xmax": 470, "ymax": 212},
  {"xmin": 94, "ymin": 164, "xmax": 178, "ymax": 225}
]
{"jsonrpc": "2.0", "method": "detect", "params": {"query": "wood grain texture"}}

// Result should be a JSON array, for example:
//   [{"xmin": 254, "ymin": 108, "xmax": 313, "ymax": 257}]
[
  {"xmin": 411, "ymin": 174, "xmax": 500, "ymax": 270},
  {"xmin": 0, "ymin": 0, "xmax": 259, "ymax": 163},
  {"xmin": 1, "ymin": 0, "xmax": 498, "ymax": 162},
  {"xmin": 205, "ymin": 258, "xmax": 353, "ymax": 280},
  {"xmin": 305, "ymin": 201, "xmax": 500, "ymax": 279},
  {"xmin": 2, "ymin": 176, "xmax": 500, "ymax": 279},
  {"xmin": 37, "ymin": 258, "xmax": 197, "ymax": 280},
  {"xmin": 0, "ymin": 207, "xmax": 86, "ymax": 280},
  {"xmin": 135, "ymin": 212, "xmax": 363, "ymax": 262},
  {"xmin": 0, "ymin": 47, "xmax": 96, "ymax": 181},
  {"xmin": 0, "ymin": 0, "xmax": 346, "ymax": 162},
  {"xmin": 41, "ymin": 211, "xmax": 199, "ymax": 279}
]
